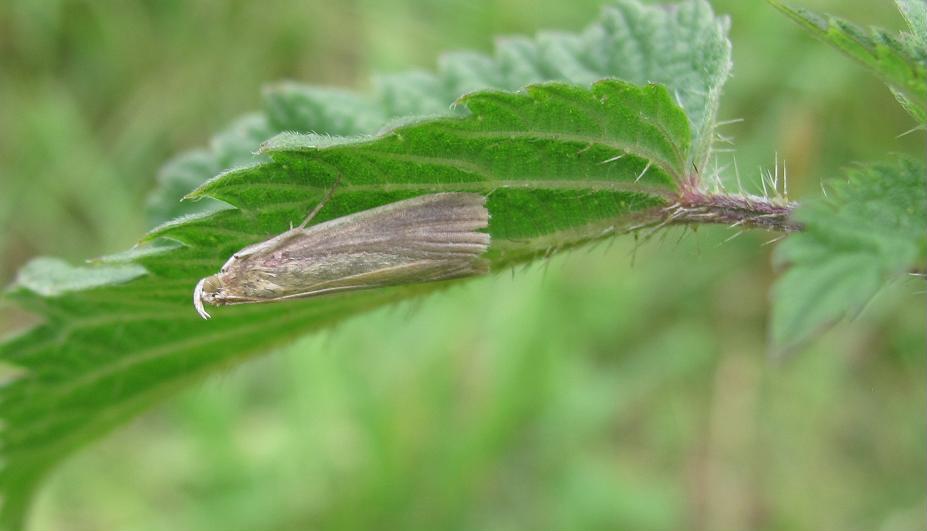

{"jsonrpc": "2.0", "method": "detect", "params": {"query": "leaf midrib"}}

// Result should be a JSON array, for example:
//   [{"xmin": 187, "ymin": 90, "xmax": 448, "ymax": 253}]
[
  {"xmin": 271, "ymin": 130, "xmax": 683, "ymax": 183},
  {"xmin": 213, "ymin": 178, "xmax": 675, "ymax": 201}
]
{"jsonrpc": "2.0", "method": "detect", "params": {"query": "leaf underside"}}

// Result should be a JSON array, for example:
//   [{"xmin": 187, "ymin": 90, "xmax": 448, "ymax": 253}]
[
  {"xmin": 0, "ymin": 1, "xmax": 735, "ymax": 525},
  {"xmin": 769, "ymin": 157, "xmax": 927, "ymax": 352},
  {"xmin": 769, "ymin": 0, "xmax": 927, "ymax": 123}
]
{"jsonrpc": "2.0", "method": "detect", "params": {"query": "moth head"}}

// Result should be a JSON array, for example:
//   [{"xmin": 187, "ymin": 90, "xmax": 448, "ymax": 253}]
[{"xmin": 193, "ymin": 275, "xmax": 226, "ymax": 320}]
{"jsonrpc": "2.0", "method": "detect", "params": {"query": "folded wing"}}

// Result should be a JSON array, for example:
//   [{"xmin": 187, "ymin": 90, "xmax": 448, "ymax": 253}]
[{"xmin": 243, "ymin": 193, "xmax": 491, "ymax": 299}]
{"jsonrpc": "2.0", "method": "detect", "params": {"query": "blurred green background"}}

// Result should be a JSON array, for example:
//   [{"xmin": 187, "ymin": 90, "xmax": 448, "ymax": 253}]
[{"xmin": 0, "ymin": 1, "xmax": 923, "ymax": 530}]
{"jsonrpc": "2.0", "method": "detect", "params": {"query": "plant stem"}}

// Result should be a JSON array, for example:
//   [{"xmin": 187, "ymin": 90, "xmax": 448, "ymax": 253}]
[{"xmin": 667, "ymin": 188, "xmax": 802, "ymax": 233}]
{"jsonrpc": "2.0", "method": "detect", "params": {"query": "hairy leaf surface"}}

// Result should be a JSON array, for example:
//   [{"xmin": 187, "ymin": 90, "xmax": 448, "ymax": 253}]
[
  {"xmin": 146, "ymin": 0, "xmax": 730, "ymax": 225},
  {"xmin": 0, "ymin": 1, "xmax": 736, "ymax": 526},
  {"xmin": 770, "ymin": 157, "xmax": 926, "ymax": 352},
  {"xmin": 770, "ymin": 0, "xmax": 927, "ymax": 123},
  {"xmin": 0, "ymin": 79, "xmax": 692, "ymax": 529}
]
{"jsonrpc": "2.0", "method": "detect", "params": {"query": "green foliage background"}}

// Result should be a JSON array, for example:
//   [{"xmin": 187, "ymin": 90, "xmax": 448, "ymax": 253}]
[{"xmin": 0, "ymin": 0, "xmax": 922, "ymax": 529}]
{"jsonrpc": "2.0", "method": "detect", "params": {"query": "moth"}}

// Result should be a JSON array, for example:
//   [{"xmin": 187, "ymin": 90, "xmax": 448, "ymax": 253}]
[{"xmin": 193, "ymin": 192, "xmax": 491, "ymax": 319}]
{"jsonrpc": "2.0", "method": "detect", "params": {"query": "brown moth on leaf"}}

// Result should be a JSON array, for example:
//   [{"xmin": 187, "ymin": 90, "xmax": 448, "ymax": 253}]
[{"xmin": 193, "ymin": 192, "xmax": 491, "ymax": 319}]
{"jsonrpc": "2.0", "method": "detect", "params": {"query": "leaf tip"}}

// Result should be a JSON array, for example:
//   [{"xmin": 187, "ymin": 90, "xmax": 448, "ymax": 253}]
[
  {"xmin": 181, "ymin": 190, "xmax": 202, "ymax": 202},
  {"xmin": 12, "ymin": 257, "xmax": 147, "ymax": 298}
]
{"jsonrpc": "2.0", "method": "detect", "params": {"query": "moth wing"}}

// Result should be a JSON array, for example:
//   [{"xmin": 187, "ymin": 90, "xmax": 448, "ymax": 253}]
[
  {"xmin": 290, "ymin": 192, "xmax": 489, "ymax": 257},
  {"xmin": 249, "ymin": 193, "xmax": 490, "ymax": 297},
  {"xmin": 270, "ymin": 256, "xmax": 489, "ymax": 301}
]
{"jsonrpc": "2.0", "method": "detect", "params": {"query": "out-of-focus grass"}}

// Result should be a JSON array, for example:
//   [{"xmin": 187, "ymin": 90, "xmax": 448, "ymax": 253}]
[{"xmin": 1, "ymin": 1, "xmax": 923, "ymax": 530}]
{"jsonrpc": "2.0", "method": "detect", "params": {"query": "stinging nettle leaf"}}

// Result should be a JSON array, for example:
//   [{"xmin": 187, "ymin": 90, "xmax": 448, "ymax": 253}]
[
  {"xmin": 895, "ymin": 0, "xmax": 927, "ymax": 61},
  {"xmin": 769, "ymin": 0, "xmax": 927, "ymax": 124},
  {"xmin": 769, "ymin": 157, "xmax": 927, "ymax": 353},
  {"xmin": 146, "ymin": 0, "xmax": 731, "ymax": 226},
  {"xmin": 11, "ymin": 258, "xmax": 146, "ymax": 300},
  {"xmin": 145, "ymin": 114, "xmax": 275, "ymax": 225},
  {"xmin": 0, "ymin": 2, "xmax": 736, "ymax": 527},
  {"xmin": 174, "ymin": 80, "xmax": 689, "ymax": 262},
  {"xmin": 0, "ymin": 78, "xmax": 693, "ymax": 529}
]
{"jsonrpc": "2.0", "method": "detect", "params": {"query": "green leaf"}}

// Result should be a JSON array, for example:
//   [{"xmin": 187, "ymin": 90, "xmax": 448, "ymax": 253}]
[
  {"xmin": 769, "ymin": 0, "xmax": 927, "ymax": 123},
  {"xmin": 1, "ymin": 0, "xmax": 736, "ymax": 523},
  {"xmin": 146, "ymin": 0, "xmax": 731, "ymax": 226},
  {"xmin": 145, "ymin": 114, "xmax": 275, "ymax": 225},
  {"xmin": 770, "ymin": 157, "xmax": 927, "ymax": 352},
  {"xmin": 0, "ymin": 79, "xmax": 692, "ymax": 529},
  {"xmin": 895, "ymin": 0, "xmax": 927, "ymax": 61},
  {"xmin": 12, "ymin": 258, "xmax": 146, "ymax": 298}
]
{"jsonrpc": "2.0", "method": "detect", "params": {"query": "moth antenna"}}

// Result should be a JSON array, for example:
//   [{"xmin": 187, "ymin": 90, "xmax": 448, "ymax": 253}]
[
  {"xmin": 194, "ymin": 278, "xmax": 211, "ymax": 320},
  {"xmin": 298, "ymin": 176, "xmax": 342, "ymax": 229}
]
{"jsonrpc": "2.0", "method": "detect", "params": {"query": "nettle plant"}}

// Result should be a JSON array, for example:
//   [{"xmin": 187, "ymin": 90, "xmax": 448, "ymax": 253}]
[{"xmin": 0, "ymin": 0, "xmax": 924, "ymax": 528}]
